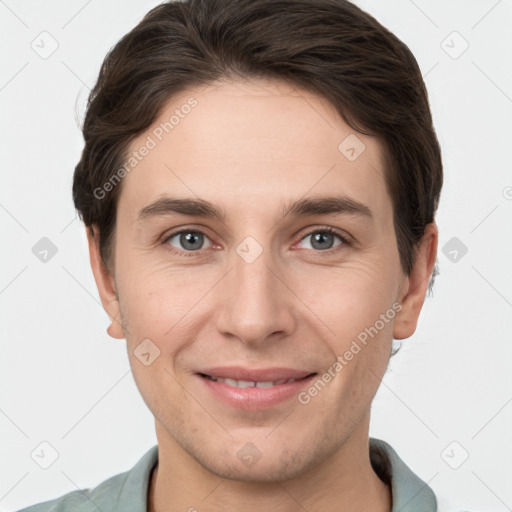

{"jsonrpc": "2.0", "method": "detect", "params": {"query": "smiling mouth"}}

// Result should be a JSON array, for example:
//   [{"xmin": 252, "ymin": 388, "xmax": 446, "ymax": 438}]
[{"xmin": 198, "ymin": 372, "xmax": 316, "ymax": 389}]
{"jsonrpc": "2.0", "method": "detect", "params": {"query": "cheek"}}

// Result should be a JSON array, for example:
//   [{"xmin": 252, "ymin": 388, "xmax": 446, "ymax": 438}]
[
  {"xmin": 117, "ymin": 261, "xmax": 216, "ymax": 353},
  {"xmin": 312, "ymin": 290, "xmax": 396, "ymax": 419},
  {"xmin": 294, "ymin": 259, "xmax": 400, "ymax": 337},
  {"xmin": 291, "ymin": 263, "xmax": 399, "ymax": 403}
]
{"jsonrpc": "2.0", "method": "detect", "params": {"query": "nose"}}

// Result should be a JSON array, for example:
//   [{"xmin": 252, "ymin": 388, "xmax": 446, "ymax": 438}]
[{"xmin": 214, "ymin": 239, "xmax": 296, "ymax": 346}]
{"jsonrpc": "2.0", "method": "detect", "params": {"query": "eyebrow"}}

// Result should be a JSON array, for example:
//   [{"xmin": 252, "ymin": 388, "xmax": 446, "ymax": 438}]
[
  {"xmin": 136, "ymin": 195, "xmax": 372, "ymax": 223},
  {"xmin": 282, "ymin": 196, "xmax": 372, "ymax": 219}
]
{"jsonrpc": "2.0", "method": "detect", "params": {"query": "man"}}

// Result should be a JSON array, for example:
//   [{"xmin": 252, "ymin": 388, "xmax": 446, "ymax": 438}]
[{"xmin": 18, "ymin": 0, "xmax": 447, "ymax": 510}]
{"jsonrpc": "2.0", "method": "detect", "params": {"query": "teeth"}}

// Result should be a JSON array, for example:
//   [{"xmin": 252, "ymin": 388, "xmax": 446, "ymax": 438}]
[
  {"xmin": 222, "ymin": 378, "xmax": 239, "ymax": 387},
  {"xmin": 255, "ymin": 381, "xmax": 274, "ymax": 388},
  {"xmin": 234, "ymin": 379, "xmax": 254, "ymax": 389},
  {"xmin": 206, "ymin": 375, "xmax": 298, "ymax": 388}
]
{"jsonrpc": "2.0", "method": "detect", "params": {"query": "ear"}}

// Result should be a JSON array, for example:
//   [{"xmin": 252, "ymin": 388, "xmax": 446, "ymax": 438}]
[
  {"xmin": 393, "ymin": 223, "xmax": 438, "ymax": 340},
  {"xmin": 86, "ymin": 225, "xmax": 124, "ymax": 339}
]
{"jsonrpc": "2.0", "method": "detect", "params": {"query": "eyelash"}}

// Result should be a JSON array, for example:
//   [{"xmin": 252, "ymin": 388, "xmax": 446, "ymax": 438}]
[{"xmin": 161, "ymin": 226, "xmax": 352, "ymax": 258}]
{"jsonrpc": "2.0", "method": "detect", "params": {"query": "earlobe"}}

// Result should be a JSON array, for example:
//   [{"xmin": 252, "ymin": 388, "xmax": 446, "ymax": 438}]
[
  {"xmin": 106, "ymin": 316, "xmax": 124, "ymax": 339},
  {"xmin": 86, "ymin": 226, "xmax": 125, "ymax": 340},
  {"xmin": 393, "ymin": 223, "xmax": 438, "ymax": 340}
]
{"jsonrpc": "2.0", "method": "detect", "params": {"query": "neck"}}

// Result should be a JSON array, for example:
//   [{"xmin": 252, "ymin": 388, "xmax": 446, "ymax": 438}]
[{"xmin": 148, "ymin": 420, "xmax": 391, "ymax": 512}]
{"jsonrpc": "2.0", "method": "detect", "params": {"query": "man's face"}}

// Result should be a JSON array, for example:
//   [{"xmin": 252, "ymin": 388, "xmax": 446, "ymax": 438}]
[{"xmin": 98, "ymin": 79, "xmax": 412, "ymax": 481}]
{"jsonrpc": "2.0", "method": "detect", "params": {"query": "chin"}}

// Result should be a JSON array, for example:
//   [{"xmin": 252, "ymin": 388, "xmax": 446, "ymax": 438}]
[
  {"xmin": 194, "ymin": 442, "xmax": 323, "ymax": 484},
  {"xmin": 207, "ymin": 458, "xmax": 309, "ymax": 483}
]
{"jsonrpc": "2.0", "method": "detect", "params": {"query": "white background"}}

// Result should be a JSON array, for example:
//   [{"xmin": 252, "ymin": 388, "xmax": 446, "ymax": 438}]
[{"xmin": 1, "ymin": 0, "xmax": 511, "ymax": 510}]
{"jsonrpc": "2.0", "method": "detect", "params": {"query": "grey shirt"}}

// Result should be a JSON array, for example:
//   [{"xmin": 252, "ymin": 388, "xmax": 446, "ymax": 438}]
[{"xmin": 16, "ymin": 438, "xmax": 438, "ymax": 511}]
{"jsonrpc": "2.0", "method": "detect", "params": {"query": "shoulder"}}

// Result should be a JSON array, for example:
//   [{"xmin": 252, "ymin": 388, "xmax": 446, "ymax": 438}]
[
  {"xmin": 370, "ymin": 437, "xmax": 438, "ymax": 511},
  {"xmin": 15, "ymin": 471, "xmax": 129, "ymax": 512},
  {"xmin": 15, "ymin": 445, "xmax": 159, "ymax": 512},
  {"xmin": 370, "ymin": 438, "xmax": 479, "ymax": 512}
]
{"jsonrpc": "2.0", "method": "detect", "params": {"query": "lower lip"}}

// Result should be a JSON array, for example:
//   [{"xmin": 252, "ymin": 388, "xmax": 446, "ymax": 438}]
[{"xmin": 197, "ymin": 374, "xmax": 317, "ymax": 410}]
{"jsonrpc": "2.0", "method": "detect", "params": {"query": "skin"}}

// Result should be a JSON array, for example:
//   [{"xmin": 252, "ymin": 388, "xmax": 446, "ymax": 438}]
[{"xmin": 87, "ymin": 78, "xmax": 437, "ymax": 512}]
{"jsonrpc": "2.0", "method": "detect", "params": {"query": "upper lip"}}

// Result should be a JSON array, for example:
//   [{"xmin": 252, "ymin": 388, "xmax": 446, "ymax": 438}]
[{"xmin": 197, "ymin": 367, "xmax": 316, "ymax": 382}]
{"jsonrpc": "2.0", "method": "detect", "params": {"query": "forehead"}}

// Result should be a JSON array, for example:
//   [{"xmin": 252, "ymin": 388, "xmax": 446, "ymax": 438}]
[{"xmin": 118, "ymin": 78, "xmax": 391, "ymax": 222}]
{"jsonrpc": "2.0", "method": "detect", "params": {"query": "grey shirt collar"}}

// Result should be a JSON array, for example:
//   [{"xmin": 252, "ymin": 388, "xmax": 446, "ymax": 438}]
[{"xmin": 370, "ymin": 438, "xmax": 437, "ymax": 512}]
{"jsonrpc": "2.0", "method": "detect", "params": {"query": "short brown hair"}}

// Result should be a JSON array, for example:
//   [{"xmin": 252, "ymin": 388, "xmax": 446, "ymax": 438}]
[{"xmin": 72, "ymin": 0, "xmax": 443, "ymax": 275}]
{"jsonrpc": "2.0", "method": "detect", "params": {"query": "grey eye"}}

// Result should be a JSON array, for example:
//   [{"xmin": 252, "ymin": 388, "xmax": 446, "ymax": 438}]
[
  {"xmin": 167, "ymin": 231, "xmax": 212, "ymax": 251},
  {"xmin": 301, "ymin": 231, "xmax": 343, "ymax": 251}
]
